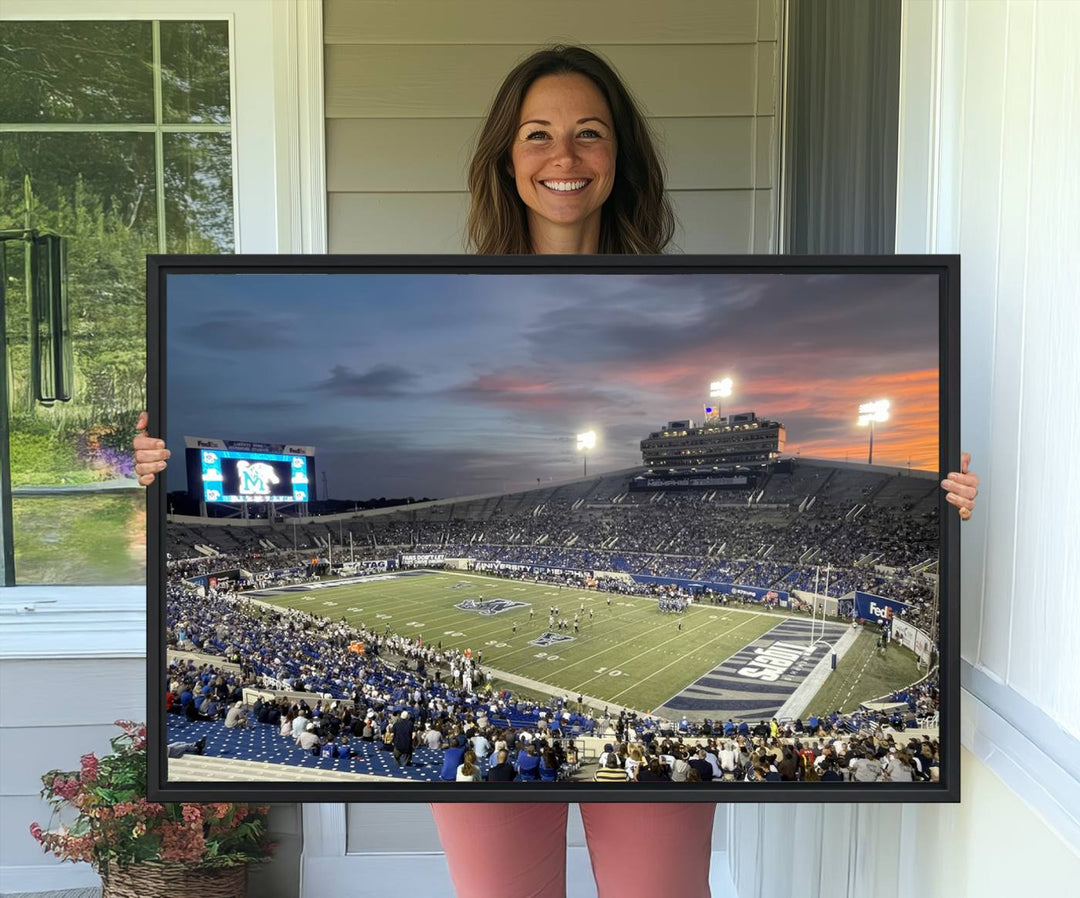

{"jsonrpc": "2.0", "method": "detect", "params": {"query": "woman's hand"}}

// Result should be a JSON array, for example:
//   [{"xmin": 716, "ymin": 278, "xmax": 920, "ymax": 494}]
[
  {"xmin": 941, "ymin": 452, "xmax": 979, "ymax": 521},
  {"xmin": 133, "ymin": 411, "xmax": 170, "ymax": 486}
]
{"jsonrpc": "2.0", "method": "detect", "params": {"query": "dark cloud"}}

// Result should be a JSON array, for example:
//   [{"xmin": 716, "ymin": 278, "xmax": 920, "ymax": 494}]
[
  {"xmin": 175, "ymin": 313, "xmax": 300, "ymax": 351},
  {"xmin": 305, "ymin": 364, "xmax": 419, "ymax": 398},
  {"xmin": 520, "ymin": 274, "xmax": 939, "ymax": 371}
]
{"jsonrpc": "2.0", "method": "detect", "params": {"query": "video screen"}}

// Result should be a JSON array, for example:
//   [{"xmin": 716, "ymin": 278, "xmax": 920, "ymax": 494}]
[
  {"xmin": 148, "ymin": 255, "xmax": 960, "ymax": 804},
  {"xmin": 200, "ymin": 450, "xmax": 309, "ymax": 504}
]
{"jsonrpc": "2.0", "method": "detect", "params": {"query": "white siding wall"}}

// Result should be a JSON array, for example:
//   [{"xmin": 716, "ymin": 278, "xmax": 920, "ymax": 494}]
[
  {"xmin": 729, "ymin": 0, "xmax": 1080, "ymax": 893},
  {"xmin": 324, "ymin": 0, "xmax": 781, "ymax": 254}
]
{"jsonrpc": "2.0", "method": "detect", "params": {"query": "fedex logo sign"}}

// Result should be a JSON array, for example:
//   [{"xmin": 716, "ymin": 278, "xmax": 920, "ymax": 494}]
[{"xmin": 869, "ymin": 601, "xmax": 892, "ymax": 620}]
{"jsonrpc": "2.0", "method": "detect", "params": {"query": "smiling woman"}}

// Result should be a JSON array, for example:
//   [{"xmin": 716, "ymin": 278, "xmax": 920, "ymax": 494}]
[
  {"xmin": 465, "ymin": 45, "xmax": 673, "ymax": 255},
  {"xmin": 509, "ymin": 73, "xmax": 617, "ymax": 252}
]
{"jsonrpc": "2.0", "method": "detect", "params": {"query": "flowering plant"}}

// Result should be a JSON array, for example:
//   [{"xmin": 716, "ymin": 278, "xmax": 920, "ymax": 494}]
[{"xmin": 31, "ymin": 721, "xmax": 274, "ymax": 875}]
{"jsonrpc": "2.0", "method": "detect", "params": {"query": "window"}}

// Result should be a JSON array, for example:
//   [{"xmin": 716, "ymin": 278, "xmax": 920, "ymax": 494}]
[{"xmin": 1, "ymin": 19, "xmax": 234, "ymax": 584}]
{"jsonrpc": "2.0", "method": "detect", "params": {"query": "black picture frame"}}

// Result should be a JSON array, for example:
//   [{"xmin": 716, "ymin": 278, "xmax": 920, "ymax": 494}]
[{"xmin": 147, "ymin": 253, "xmax": 960, "ymax": 803}]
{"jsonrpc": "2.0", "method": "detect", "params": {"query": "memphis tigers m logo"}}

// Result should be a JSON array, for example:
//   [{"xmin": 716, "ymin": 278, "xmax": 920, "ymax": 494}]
[
  {"xmin": 236, "ymin": 460, "xmax": 281, "ymax": 495},
  {"xmin": 529, "ymin": 632, "xmax": 576, "ymax": 648},
  {"xmin": 455, "ymin": 598, "xmax": 528, "ymax": 616}
]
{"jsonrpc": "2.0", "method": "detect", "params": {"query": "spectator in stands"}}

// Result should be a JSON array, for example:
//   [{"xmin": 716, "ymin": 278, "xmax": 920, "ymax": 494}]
[
  {"xmin": 487, "ymin": 749, "xmax": 517, "ymax": 782},
  {"xmin": 776, "ymin": 746, "xmax": 800, "ymax": 782},
  {"xmin": 516, "ymin": 743, "xmax": 542, "ymax": 782},
  {"xmin": 297, "ymin": 722, "xmax": 321, "ymax": 753},
  {"xmin": 594, "ymin": 753, "xmax": 630, "ymax": 783},
  {"xmin": 391, "ymin": 710, "xmax": 415, "ymax": 767},
  {"xmin": 440, "ymin": 734, "xmax": 467, "ymax": 783},
  {"xmin": 703, "ymin": 743, "xmax": 722, "ymax": 779},
  {"xmin": 422, "ymin": 723, "xmax": 443, "ymax": 751},
  {"xmin": 291, "ymin": 710, "xmax": 309, "ymax": 742},
  {"xmin": 596, "ymin": 743, "xmax": 614, "ymax": 769},
  {"xmin": 851, "ymin": 751, "xmax": 883, "ymax": 782},
  {"xmin": 456, "ymin": 750, "xmax": 482, "ymax": 783},
  {"xmin": 670, "ymin": 749, "xmax": 692, "ymax": 783},
  {"xmin": 183, "ymin": 696, "xmax": 214, "ymax": 723},
  {"xmin": 637, "ymin": 755, "xmax": 670, "ymax": 782},
  {"xmin": 166, "ymin": 737, "xmax": 206, "ymax": 758},
  {"xmin": 688, "ymin": 749, "xmax": 713, "ymax": 782},
  {"xmin": 884, "ymin": 748, "xmax": 914, "ymax": 782},
  {"xmin": 470, "ymin": 729, "xmax": 491, "ymax": 764},
  {"xmin": 224, "ymin": 700, "xmax": 250, "ymax": 730},
  {"xmin": 540, "ymin": 747, "xmax": 560, "ymax": 783}
]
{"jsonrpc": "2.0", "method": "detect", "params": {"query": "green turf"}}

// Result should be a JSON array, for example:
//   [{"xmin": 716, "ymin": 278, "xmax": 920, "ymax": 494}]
[
  {"xmin": 800, "ymin": 629, "xmax": 924, "ymax": 716},
  {"xmin": 249, "ymin": 570, "xmax": 922, "ymax": 719},
  {"xmin": 251, "ymin": 570, "xmax": 790, "ymax": 714}
]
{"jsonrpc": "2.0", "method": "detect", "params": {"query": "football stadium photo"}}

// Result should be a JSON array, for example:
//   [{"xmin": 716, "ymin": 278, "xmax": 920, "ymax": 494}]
[{"xmin": 160, "ymin": 268, "xmax": 943, "ymax": 789}]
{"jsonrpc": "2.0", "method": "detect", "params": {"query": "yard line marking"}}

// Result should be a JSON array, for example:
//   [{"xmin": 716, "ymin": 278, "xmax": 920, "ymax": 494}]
[{"xmin": 603, "ymin": 616, "xmax": 790, "ymax": 704}]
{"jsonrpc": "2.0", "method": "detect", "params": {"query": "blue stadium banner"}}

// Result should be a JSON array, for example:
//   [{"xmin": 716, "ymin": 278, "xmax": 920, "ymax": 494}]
[
  {"xmin": 631, "ymin": 574, "xmax": 789, "ymax": 606},
  {"xmin": 854, "ymin": 590, "xmax": 912, "ymax": 623}
]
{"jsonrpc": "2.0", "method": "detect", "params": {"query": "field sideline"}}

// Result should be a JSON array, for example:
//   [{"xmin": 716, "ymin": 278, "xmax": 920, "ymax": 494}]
[{"xmin": 249, "ymin": 570, "xmax": 915, "ymax": 719}]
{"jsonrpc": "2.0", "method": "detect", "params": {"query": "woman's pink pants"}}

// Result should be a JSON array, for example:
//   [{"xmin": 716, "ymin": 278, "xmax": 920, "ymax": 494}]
[{"xmin": 431, "ymin": 802, "xmax": 716, "ymax": 897}]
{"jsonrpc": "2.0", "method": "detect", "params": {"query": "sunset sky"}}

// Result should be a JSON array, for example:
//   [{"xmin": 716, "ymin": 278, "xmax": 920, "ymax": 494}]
[{"xmin": 165, "ymin": 270, "xmax": 940, "ymax": 500}]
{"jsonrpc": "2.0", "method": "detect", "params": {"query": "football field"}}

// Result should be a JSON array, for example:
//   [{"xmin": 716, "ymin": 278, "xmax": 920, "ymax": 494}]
[{"xmin": 247, "ymin": 569, "xmax": 852, "ymax": 717}]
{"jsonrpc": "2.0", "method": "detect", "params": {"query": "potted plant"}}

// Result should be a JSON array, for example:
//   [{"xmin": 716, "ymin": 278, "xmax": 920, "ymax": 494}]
[{"xmin": 30, "ymin": 720, "xmax": 274, "ymax": 898}]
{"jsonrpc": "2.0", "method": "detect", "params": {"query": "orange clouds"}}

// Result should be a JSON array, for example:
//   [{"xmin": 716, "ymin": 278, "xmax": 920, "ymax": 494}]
[{"xmin": 767, "ymin": 368, "xmax": 939, "ymax": 469}]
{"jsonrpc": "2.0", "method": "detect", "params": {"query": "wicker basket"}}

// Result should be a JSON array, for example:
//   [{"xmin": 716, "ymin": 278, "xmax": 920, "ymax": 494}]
[{"xmin": 100, "ymin": 863, "xmax": 247, "ymax": 898}]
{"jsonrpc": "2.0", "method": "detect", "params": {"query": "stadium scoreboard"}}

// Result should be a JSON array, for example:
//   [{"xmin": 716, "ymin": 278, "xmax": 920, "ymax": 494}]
[{"xmin": 184, "ymin": 436, "xmax": 315, "ymax": 504}]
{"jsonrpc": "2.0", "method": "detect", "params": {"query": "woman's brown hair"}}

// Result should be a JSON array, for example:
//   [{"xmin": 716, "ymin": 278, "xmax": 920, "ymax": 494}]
[{"xmin": 467, "ymin": 45, "xmax": 675, "ymax": 255}]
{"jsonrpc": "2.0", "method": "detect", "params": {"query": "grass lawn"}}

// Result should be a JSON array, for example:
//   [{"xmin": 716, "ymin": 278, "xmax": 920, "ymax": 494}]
[
  {"xmin": 250, "ymin": 570, "xmax": 817, "ymax": 715},
  {"xmin": 12, "ymin": 491, "xmax": 146, "ymax": 584},
  {"xmin": 801, "ymin": 629, "xmax": 923, "ymax": 716}
]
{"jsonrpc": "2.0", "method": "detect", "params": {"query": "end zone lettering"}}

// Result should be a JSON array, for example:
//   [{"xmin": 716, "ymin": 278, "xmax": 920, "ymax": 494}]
[{"xmin": 736, "ymin": 641, "xmax": 813, "ymax": 683}]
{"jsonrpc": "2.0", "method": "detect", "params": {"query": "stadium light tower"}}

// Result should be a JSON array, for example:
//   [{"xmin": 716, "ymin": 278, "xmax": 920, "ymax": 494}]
[
  {"xmin": 857, "ymin": 399, "xmax": 890, "ymax": 465},
  {"xmin": 709, "ymin": 377, "xmax": 734, "ymax": 421},
  {"xmin": 577, "ymin": 430, "xmax": 596, "ymax": 477}
]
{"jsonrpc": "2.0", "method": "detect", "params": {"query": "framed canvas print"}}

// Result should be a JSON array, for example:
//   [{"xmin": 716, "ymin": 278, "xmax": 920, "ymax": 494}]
[{"xmin": 147, "ymin": 254, "xmax": 960, "ymax": 803}]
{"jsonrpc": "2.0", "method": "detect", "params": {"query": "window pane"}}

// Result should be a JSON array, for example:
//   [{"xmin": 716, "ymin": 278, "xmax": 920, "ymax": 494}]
[
  {"xmin": 1, "ymin": 131, "xmax": 156, "ymax": 486},
  {"xmin": 160, "ymin": 21, "xmax": 232, "ymax": 124},
  {"xmin": 0, "ymin": 22, "xmax": 154, "ymax": 124},
  {"xmin": 164, "ymin": 133, "xmax": 235, "ymax": 252},
  {"xmin": 2, "ymin": 132, "xmax": 155, "ymax": 584},
  {"xmin": 11, "ymin": 492, "xmax": 146, "ymax": 585},
  {"xmin": 1, "ymin": 20, "xmax": 234, "ymax": 587}
]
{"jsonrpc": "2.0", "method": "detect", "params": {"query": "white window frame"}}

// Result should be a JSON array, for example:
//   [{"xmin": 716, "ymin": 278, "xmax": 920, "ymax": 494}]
[{"xmin": 0, "ymin": 0, "xmax": 326, "ymax": 657}]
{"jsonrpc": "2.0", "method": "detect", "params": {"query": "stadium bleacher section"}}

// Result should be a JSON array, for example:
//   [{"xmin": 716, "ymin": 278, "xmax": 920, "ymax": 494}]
[{"xmin": 163, "ymin": 459, "xmax": 942, "ymax": 783}]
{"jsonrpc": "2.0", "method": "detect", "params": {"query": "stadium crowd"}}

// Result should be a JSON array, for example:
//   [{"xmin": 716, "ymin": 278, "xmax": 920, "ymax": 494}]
[
  {"xmin": 164, "ymin": 557, "xmax": 940, "ymax": 786},
  {"xmin": 167, "ymin": 464, "xmax": 941, "ymax": 640},
  {"xmin": 166, "ymin": 649, "xmax": 940, "ymax": 785}
]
